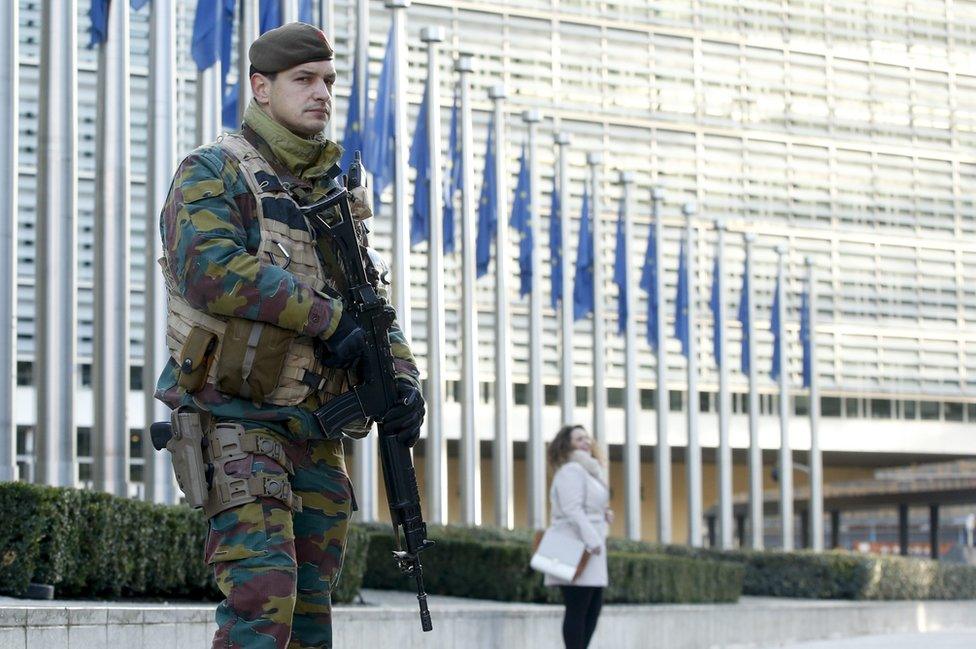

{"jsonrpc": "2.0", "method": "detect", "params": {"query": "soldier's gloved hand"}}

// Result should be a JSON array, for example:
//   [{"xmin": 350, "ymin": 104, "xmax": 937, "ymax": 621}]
[
  {"xmin": 320, "ymin": 311, "xmax": 367, "ymax": 369},
  {"xmin": 383, "ymin": 379, "xmax": 425, "ymax": 447},
  {"xmin": 348, "ymin": 185, "xmax": 373, "ymax": 220}
]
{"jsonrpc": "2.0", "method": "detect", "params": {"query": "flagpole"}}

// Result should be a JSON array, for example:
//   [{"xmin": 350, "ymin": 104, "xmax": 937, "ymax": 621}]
[
  {"xmin": 556, "ymin": 132, "xmax": 573, "ymax": 426},
  {"xmin": 587, "ymin": 153, "xmax": 607, "ymax": 457},
  {"xmin": 744, "ymin": 233, "xmax": 763, "ymax": 548},
  {"xmin": 806, "ymin": 257, "xmax": 823, "ymax": 550},
  {"xmin": 36, "ymin": 0, "xmax": 78, "ymax": 489},
  {"xmin": 491, "ymin": 85, "xmax": 513, "ymax": 529},
  {"xmin": 652, "ymin": 187, "xmax": 671, "ymax": 543},
  {"xmin": 321, "ymin": 0, "xmax": 336, "ymax": 141},
  {"xmin": 195, "ymin": 44, "xmax": 221, "ymax": 145},
  {"xmin": 776, "ymin": 244, "xmax": 794, "ymax": 550},
  {"xmin": 281, "ymin": 0, "xmax": 298, "ymax": 24},
  {"xmin": 420, "ymin": 26, "xmax": 448, "ymax": 526},
  {"xmin": 620, "ymin": 172, "xmax": 640, "ymax": 540},
  {"xmin": 144, "ymin": 0, "xmax": 179, "ymax": 503},
  {"xmin": 715, "ymin": 220, "xmax": 733, "ymax": 549},
  {"xmin": 456, "ymin": 54, "xmax": 481, "ymax": 526},
  {"xmin": 682, "ymin": 202, "xmax": 702, "ymax": 546},
  {"xmin": 238, "ymin": 0, "xmax": 259, "ymax": 123},
  {"xmin": 387, "ymin": 0, "xmax": 411, "ymax": 341},
  {"xmin": 524, "ymin": 109, "xmax": 545, "ymax": 530},
  {"xmin": 0, "ymin": 0, "xmax": 17, "ymax": 483}
]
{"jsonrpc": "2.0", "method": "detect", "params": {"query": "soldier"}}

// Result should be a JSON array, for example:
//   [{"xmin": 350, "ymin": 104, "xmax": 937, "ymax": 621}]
[{"xmin": 155, "ymin": 23, "xmax": 425, "ymax": 649}]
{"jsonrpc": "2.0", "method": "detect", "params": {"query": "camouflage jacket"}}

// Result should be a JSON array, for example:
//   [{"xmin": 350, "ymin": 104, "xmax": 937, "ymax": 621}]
[{"xmin": 155, "ymin": 108, "xmax": 419, "ymax": 439}]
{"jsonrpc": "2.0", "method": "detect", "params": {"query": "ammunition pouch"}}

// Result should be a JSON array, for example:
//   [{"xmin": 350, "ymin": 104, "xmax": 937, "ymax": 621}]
[
  {"xmin": 176, "ymin": 327, "xmax": 218, "ymax": 393},
  {"xmin": 203, "ymin": 422, "xmax": 303, "ymax": 519},
  {"xmin": 215, "ymin": 318, "xmax": 297, "ymax": 404},
  {"xmin": 166, "ymin": 407, "xmax": 210, "ymax": 508}
]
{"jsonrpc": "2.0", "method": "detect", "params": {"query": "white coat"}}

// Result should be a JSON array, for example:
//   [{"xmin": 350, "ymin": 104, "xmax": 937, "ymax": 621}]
[{"xmin": 543, "ymin": 452, "xmax": 610, "ymax": 588}]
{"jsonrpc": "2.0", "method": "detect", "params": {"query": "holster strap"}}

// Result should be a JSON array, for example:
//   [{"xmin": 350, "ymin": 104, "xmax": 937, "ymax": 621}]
[{"xmin": 209, "ymin": 425, "xmax": 294, "ymax": 475}]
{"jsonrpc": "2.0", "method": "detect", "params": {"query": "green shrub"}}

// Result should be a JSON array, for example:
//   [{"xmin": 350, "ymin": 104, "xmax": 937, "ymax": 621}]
[{"xmin": 333, "ymin": 523, "xmax": 370, "ymax": 603}]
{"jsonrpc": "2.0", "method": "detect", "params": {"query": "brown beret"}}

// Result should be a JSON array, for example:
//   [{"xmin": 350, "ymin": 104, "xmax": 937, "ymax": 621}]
[{"xmin": 249, "ymin": 22, "xmax": 334, "ymax": 74}]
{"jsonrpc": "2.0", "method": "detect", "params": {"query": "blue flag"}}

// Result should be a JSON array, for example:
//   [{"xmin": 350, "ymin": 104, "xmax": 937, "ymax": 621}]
[
  {"xmin": 475, "ymin": 113, "xmax": 497, "ymax": 278},
  {"xmin": 299, "ymin": 0, "xmax": 314, "ymax": 23},
  {"xmin": 191, "ymin": 0, "xmax": 220, "ymax": 70},
  {"xmin": 340, "ymin": 50, "xmax": 367, "ymax": 172},
  {"xmin": 510, "ymin": 146, "xmax": 532, "ymax": 298},
  {"xmin": 639, "ymin": 220, "xmax": 658, "ymax": 348},
  {"xmin": 613, "ymin": 198, "xmax": 627, "ymax": 335},
  {"xmin": 770, "ymin": 276, "xmax": 782, "ymax": 380},
  {"xmin": 408, "ymin": 79, "xmax": 431, "ymax": 248},
  {"xmin": 738, "ymin": 258, "xmax": 751, "ymax": 375},
  {"xmin": 674, "ymin": 237, "xmax": 690, "ymax": 357},
  {"xmin": 131, "ymin": 0, "xmax": 151, "ymax": 10},
  {"xmin": 573, "ymin": 188, "xmax": 594, "ymax": 321},
  {"xmin": 549, "ymin": 185, "xmax": 562, "ymax": 309},
  {"xmin": 260, "ymin": 0, "xmax": 280, "ymax": 31},
  {"xmin": 368, "ymin": 27, "xmax": 397, "ymax": 209},
  {"xmin": 800, "ymin": 288, "xmax": 812, "ymax": 388},
  {"xmin": 442, "ymin": 91, "xmax": 461, "ymax": 254},
  {"xmin": 88, "ymin": 0, "xmax": 109, "ymax": 47},
  {"xmin": 710, "ymin": 250, "xmax": 722, "ymax": 366}
]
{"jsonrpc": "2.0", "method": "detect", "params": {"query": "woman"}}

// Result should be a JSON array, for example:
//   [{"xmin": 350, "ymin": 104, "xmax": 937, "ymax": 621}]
[{"xmin": 545, "ymin": 424, "xmax": 613, "ymax": 649}]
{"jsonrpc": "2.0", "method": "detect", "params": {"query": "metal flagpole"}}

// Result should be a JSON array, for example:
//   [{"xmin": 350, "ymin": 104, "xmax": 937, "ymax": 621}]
[
  {"xmin": 195, "ymin": 43, "xmax": 221, "ymax": 145},
  {"xmin": 524, "ymin": 109, "xmax": 545, "ymax": 530},
  {"xmin": 93, "ymin": 0, "xmax": 132, "ymax": 499},
  {"xmin": 321, "ymin": 0, "xmax": 336, "ymax": 142},
  {"xmin": 491, "ymin": 86, "xmax": 513, "ymax": 529},
  {"xmin": 620, "ymin": 172, "xmax": 640, "ymax": 540},
  {"xmin": 556, "ymin": 132, "xmax": 573, "ymax": 426},
  {"xmin": 652, "ymin": 187, "xmax": 671, "ymax": 543},
  {"xmin": 776, "ymin": 244, "xmax": 794, "ymax": 550},
  {"xmin": 715, "ymin": 220, "xmax": 733, "ymax": 549},
  {"xmin": 420, "ymin": 26, "xmax": 448, "ymax": 525},
  {"xmin": 744, "ymin": 233, "xmax": 763, "ymax": 548},
  {"xmin": 587, "ymin": 153, "xmax": 607, "ymax": 454},
  {"xmin": 683, "ymin": 202, "xmax": 702, "ymax": 546},
  {"xmin": 144, "ymin": 0, "xmax": 179, "ymax": 504},
  {"xmin": 281, "ymin": 0, "xmax": 298, "ymax": 24},
  {"xmin": 36, "ymin": 0, "xmax": 78, "ymax": 488},
  {"xmin": 387, "ymin": 0, "xmax": 411, "ymax": 341},
  {"xmin": 0, "ymin": 0, "xmax": 17, "ymax": 483},
  {"xmin": 352, "ymin": 0, "xmax": 377, "ymax": 522},
  {"xmin": 456, "ymin": 54, "xmax": 481, "ymax": 525},
  {"xmin": 238, "ymin": 0, "xmax": 260, "ymax": 124},
  {"xmin": 806, "ymin": 257, "xmax": 823, "ymax": 550}
]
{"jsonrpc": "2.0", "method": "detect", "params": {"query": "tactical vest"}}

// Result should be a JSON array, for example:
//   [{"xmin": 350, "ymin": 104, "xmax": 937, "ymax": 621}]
[{"xmin": 162, "ymin": 132, "xmax": 344, "ymax": 407}]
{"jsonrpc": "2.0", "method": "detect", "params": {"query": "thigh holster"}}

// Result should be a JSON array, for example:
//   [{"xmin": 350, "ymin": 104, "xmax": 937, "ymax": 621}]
[{"xmin": 203, "ymin": 422, "xmax": 303, "ymax": 518}]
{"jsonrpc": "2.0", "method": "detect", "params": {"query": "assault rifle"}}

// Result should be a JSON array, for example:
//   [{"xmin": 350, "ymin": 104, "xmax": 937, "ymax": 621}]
[{"xmin": 303, "ymin": 153, "xmax": 434, "ymax": 633}]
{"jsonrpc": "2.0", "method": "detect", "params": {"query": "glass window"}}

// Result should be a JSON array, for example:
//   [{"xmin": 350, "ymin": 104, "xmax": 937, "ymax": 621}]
[
  {"xmin": 80, "ymin": 363, "xmax": 92, "ymax": 387},
  {"xmin": 944, "ymin": 402, "xmax": 964, "ymax": 422},
  {"xmin": 544, "ymin": 385, "xmax": 559, "ymax": 405},
  {"xmin": 514, "ymin": 383, "xmax": 528, "ymax": 406},
  {"xmin": 129, "ymin": 463, "xmax": 143, "ymax": 483},
  {"xmin": 968, "ymin": 403, "xmax": 976, "ymax": 422},
  {"xmin": 794, "ymin": 395, "xmax": 809, "ymax": 416},
  {"xmin": 77, "ymin": 426, "xmax": 92, "ymax": 457},
  {"xmin": 16, "ymin": 361, "xmax": 32, "ymax": 386},
  {"xmin": 844, "ymin": 398, "xmax": 860, "ymax": 418},
  {"xmin": 481, "ymin": 382, "xmax": 492, "ymax": 403},
  {"xmin": 575, "ymin": 386, "xmax": 589, "ymax": 408},
  {"xmin": 79, "ymin": 462, "xmax": 92, "ymax": 482},
  {"xmin": 640, "ymin": 389, "xmax": 655, "ymax": 410},
  {"xmin": 901, "ymin": 400, "xmax": 917, "ymax": 419},
  {"xmin": 129, "ymin": 365, "xmax": 143, "ymax": 391},
  {"xmin": 699, "ymin": 392, "xmax": 711, "ymax": 413},
  {"xmin": 669, "ymin": 390, "xmax": 684, "ymax": 412},
  {"xmin": 870, "ymin": 399, "xmax": 892, "ymax": 419},
  {"xmin": 129, "ymin": 428, "xmax": 142, "ymax": 458},
  {"xmin": 821, "ymin": 397, "xmax": 841, "ymax": 417},
  {"xmin": 607, "ymin": 388, "xmax": 624, "ymax": 408},
  {"xmin": 920, "ymin": 400, "xmax": 940, "ymax": 420}
]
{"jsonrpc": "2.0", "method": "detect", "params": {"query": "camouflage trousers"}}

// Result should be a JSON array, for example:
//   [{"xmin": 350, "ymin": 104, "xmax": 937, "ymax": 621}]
[{"xmin": 204, "ymin": 426, "xmax": 355, "ymax": 649}]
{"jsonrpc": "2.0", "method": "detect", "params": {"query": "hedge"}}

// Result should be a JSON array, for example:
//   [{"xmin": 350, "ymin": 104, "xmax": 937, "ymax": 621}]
[
  {"xmin": 361, "ymin": 523, "xmax": 743, "ymax": 604},
  {"xmin": 0, "ymin": 483, "xmax": 367, "ymax": 603}
]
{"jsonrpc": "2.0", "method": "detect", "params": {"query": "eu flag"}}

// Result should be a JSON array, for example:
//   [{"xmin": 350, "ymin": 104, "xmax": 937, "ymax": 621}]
[
  {"xmin": 573, "ymin": 188, "xmax": 594, "ymax": 321},
  {"xmin": 613, "ymin": 198, "xmax": 627, "ymax": 335},
  {"xmin": 88, "ymin": 0, "xmax": 109, "ymax": 48},
  {"xmin": 510, "ymin": 146, "xmax": 532, "ymax": 298},
  {"xmin": 639, "ymin": 219, "xmax": 658, "ymax": 348},
  {"xmin": 299, "ymin": 0, "xmax": 314, "ymax": 23},
  {"xmin": 260, "ymin": 0, "xmax": 281, "ymax": 32},
  {"xmin": 192, "ymin": 0, "xmax": 222, "ymax": 70},
  {"xmin": 131, "ymin": 0, "xmax": 150, "ymax": 11},
  {"xmin": 738, "ymin": 258, "xmax": 751, "ymax": 375},
  {"xmin": 549, "ymin": 185, "xmax": 562, "ymax": 309},
  {"xmin": 709, "ymin": 250, "xmax": 722, "ymax": 366},
  {"xmin": 408, "ymin": 79, "xmax": 430, "ymax": 248},
  {"xmin": 800, "ymin": 288, "xmax": 812, "ymax": 388},
  {"xmin": 367, "ymin": 27, "xmax": 397, "ymax": 210},
  {"xmin": 674, "ymin": 237, "xmax": 690, "ymax": 357},
  {"xmin": 340, "ymin": 47, "xmax": 367, "ymax": 172},
  {"xmin": 443, "ymin": 91, "xmax": 461, "ymax": 254},
  {"xmin": 770, "ymin": 276, "xmax": 782, "ymax": 380},
  {"xmin": 475, "ymin": 113, "xmax": 497, "ymax": 278}
]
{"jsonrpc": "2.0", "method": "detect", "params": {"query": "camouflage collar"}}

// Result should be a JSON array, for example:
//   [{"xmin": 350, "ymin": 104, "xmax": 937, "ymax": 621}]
[{"xmin": 243, "ymin": 100, "xmax": 343, "ymax": 182}]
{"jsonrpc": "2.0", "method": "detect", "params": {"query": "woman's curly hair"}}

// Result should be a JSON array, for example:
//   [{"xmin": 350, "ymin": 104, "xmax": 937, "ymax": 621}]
[{"xmin": 547, "ymin": 423, "xmax": 603, "ymax": 472}]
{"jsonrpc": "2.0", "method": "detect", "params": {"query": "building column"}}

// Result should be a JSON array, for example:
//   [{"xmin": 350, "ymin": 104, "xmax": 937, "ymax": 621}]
[
  {"xmin": 0, "ymin": 0, "xmax": 17, "ymax": 483},
  {"xmin": 929, "ymin": 504, "xmax": 940, "ymax": 560},
  {"xmin": 898, "ymin": 503, "xmax": 909, "ymax": 556}
]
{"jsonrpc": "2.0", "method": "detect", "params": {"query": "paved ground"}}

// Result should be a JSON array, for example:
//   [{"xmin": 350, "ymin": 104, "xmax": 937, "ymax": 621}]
[{"xmin": 774, "ymin": 629, "xmax": 976, "ymax": 648}]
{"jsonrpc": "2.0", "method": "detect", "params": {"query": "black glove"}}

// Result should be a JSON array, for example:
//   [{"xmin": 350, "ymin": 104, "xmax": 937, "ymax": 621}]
[
  {"xmin": 320, "ymin": 311, "xmax": 367, "ymax": 369},
  {"xmin": 383, "ymin": 379, "xmax": 425, "ymax": 447}
]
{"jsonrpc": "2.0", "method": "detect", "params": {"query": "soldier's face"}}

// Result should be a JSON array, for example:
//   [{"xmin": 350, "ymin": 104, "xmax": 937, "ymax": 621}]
[{"xmin": 252, "ymin": 60, "xmax": 337, "ymax": 137}]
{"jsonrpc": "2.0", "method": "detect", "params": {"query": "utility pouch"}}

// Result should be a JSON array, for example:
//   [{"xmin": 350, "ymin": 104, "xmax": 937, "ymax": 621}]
[
  {"xmin": 215, "ymin": 318, "xmax": 295, "ymax": 403},
  {"xmin": 167, "ymin": 406, "xmax": 210, "ymax": 508},
  {"xmin": 176, "ymin": 326, "xmax": 218, "ymax": 393}
]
